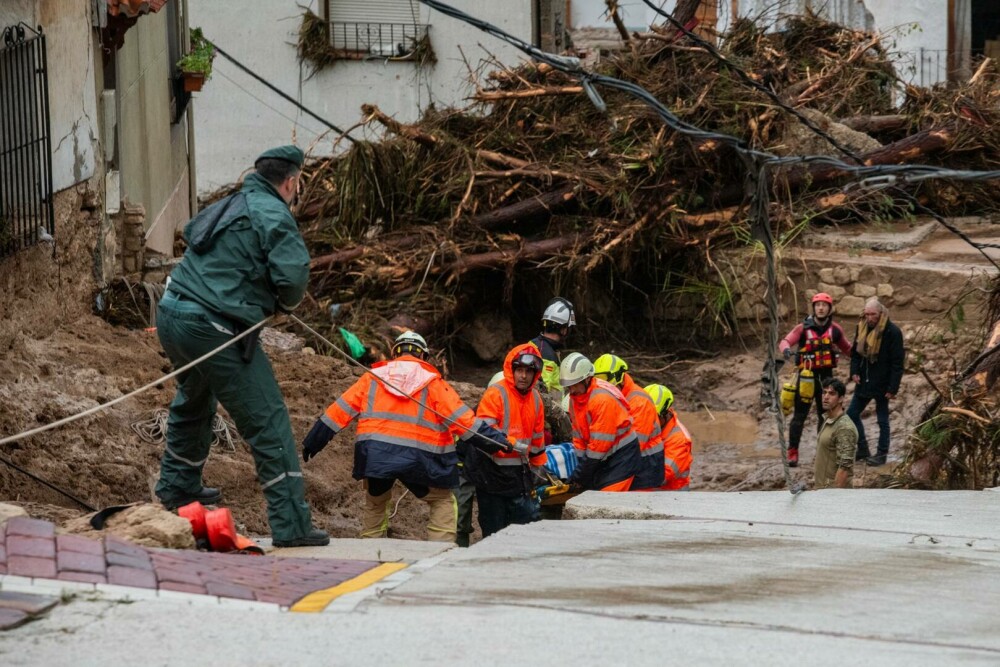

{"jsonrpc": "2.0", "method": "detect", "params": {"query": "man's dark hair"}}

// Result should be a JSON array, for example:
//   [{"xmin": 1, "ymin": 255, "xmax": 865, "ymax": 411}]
[
  {"xmin": 823, "ymin": 378, "xmax": 846, "ymax": 397},
  {"xmin": 255, "ymin": 158, "xmax": 300, "ymax": 186}
]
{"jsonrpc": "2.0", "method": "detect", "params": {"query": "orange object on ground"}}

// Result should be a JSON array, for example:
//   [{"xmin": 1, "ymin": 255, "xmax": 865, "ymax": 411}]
[{"xmin": 178, "ymin": 501, "xmax": 208, "ymax": 540}]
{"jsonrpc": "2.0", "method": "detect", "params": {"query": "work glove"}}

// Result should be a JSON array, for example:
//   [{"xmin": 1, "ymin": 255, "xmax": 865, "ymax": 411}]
[
  {"xmin": 474, "ymin": 422, "xmax": 512, "ymax": 454},
  {"xmin": 782, "ymin": 348, "xmax": 793, "ymax": 361},
  {"xmin": 511, "ymin": 441, "xmax": 530, "ymax": 457},
  {"xmin": 302, "ymin": 419, "xmax": 335, "ymax": 462}
]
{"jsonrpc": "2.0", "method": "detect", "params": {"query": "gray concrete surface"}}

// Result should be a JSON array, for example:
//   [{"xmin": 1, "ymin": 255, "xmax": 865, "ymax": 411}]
[{"xmin": 4, "ymin": 491, "xmax": 1000, "ymax": 665}]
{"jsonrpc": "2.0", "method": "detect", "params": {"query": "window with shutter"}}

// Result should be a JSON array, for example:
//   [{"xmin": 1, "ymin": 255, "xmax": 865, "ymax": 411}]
[{"xmin": 325, "ymin": 0, "xmax": 430, "ymax": 60}]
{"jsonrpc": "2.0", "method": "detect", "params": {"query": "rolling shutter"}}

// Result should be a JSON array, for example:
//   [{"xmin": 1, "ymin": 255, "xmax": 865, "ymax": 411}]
[{"xmin": 328, "ymin": 0, "xmax": 419, "ymax": 24}]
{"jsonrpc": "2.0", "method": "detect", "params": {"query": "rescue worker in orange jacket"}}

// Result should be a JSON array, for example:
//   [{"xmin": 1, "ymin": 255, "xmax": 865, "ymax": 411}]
[
  {"xmin": 301, "ymin": 331, "xmax": 509, "ymax": 542},
  {"xmin": 778, "ymin": 292, "xmax": 853, "ymax": 467},
  {"xmin": 644, "ymin": 384, "xmax": 692, "ymax": 491},
  {"xmin": 465, "ymin": 344, "xmax": 547, "ymax": 537},
  {"xmin": 560, "ymin": 352, "xmax": 642, "ymax": 491},
  {"xmin": 593, "ymin": 354, "xmax": 665, "ymax": 490}
]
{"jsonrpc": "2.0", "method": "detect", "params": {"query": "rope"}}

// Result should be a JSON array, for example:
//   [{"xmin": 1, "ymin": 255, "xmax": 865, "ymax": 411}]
[
  {"xmin": 388, "ymin": 488, "xmax": 411, "ymax": 519},
  {"xmin": 289, "ymin": 315, "xmax": 511, "ymax": 454},
  {"xmin": 130, "ymin": 408, "xmax": 238, "ymax": 452}
]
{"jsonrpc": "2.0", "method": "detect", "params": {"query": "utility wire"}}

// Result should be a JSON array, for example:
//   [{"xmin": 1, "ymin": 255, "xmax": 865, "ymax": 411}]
[
  {"xmin": 209, "ymin": 42, "xmax": 357, "ymax": 143},
  {"xmin": 215, "ymin": 67, "xmax": 328, "ymax": 139}
]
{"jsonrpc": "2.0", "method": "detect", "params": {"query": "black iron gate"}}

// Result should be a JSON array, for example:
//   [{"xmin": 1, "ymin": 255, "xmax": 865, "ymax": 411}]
[{"xmin": 0, "ymin": 23, "xmax": 53, "ymax": 259}]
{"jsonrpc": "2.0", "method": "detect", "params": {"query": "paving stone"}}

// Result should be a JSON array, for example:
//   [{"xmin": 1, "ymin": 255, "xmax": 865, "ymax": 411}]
[
  {"xmin": 0, "ymin": 563, "xmax": 6, "ymax": 575},
  {"xmin": 0, "ymin": 544, "xmax": 6, "ymax": 564},
  {"xmin": 154, "ymin": 566, "xmax": 204, "ymax": 586},
  {"xmin": 104, "ymin": 537, "xmax": 148, "ymax": 559},
  {"xmin": 106, "ymin": 551, "xmax": 153, "ymax": 570},
  {"xmin": 7, "ymin": 556, "xmax": 57, "ymax": 579},
  {"xmin": 0, "ymin": 591, "xmax": 59, "ymax": 615},
  {"xmin": 0, "ymin": 608, "xmax": 28, "ymax": 631},
  {"xmin": 4, "ymin": 518, "xmax": 55, "ymax": 540},
  {"xmin": 56, "ymin": 535, "xmax": 104, "ymax": 556},
  {"xmin": 56, "ymin": 550, "xmax": 106, "ymax": 575},
  {"xmin": 205, "ymin": 581, "xmax": 255, "ymax": 600},
  {"xmin": 7, "ymin": 537, "xmax": 55, "ymax": 559},
  {"xmin": 57, "ymin": 571, "xmax": 107, "ymax": 585},
  {"xmin": 159, "ymin": 581, "xmax": 208, "ymax": 595},
  {"xmin": 107, "ymin": 565, "xmax": 157, "ymax": 589}
]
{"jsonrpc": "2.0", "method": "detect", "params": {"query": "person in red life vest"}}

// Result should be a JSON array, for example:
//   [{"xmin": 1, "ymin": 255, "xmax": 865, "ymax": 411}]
[
  {"xmin": 777, "ymin": 292, "xmax": 852, "ymax": 467},
  {"xmin": 300, "ymin": 331, "xmax": 509, "ymax": 542},
  {"xmin": 464, "ymin": 345, "xmax": 547, "ymax": 537},
  {"xmin": 644, "ymin": 384, "xmax": 692, "ymax": 491},
  {"xmin": 592, "ymin": 354, "xmax": 665, "ymax": 490},
  {"xmin": 559, "ymin": 352, "xmax": 642, "ymax": 492}
]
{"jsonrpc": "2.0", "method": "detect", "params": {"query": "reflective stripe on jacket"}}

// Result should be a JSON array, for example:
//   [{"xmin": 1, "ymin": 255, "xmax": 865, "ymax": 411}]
[
  {"xmin": 621, "ymin": 373, "xmax": 665, "ymax": 489},
  {"xmin": 468, "ymin": 344, "xmax": 547, "ymax": 496},
  {"xmin": 322, "ymin": 355, "xmax": 478, "ymax": 488},
  {"xmin": 659, "ymin": 412, "xmax": 693, "ymax": 491},
  {"xmin": 569, "ymin": 378, "xmax": 642, "ymax": 490},
  {"xmin": 529, "ymin": 335, "xmax": 563, "ymax": 395}
]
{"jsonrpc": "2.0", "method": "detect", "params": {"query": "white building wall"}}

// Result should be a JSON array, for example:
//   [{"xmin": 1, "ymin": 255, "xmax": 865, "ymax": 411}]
[
  {"xmin": 190, "ymin": 0, "xmax": 533, "ymax": 194},
  {"xmin": 1, "ymin": 0, "xmax": 99, "ymax": 191}
]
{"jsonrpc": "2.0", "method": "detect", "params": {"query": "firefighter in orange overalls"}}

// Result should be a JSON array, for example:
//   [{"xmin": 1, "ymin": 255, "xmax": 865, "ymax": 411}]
[
  {"xmin": 560, "ymin": 352, "xmax": 642, "ymax": 492},
  {"xmin": 301, "ymin": 331, "xmax": 509, "ymax": 542},
  {"xmin": 644, "ymin": 384, "xmax": 692, "ymax": 491},
  {"xmin": 592, "ymin": 354, "xmax": 665, "ymax": 490},
  {"xmin": 465, "ymin": 344, "xmax": 547, "ymax": 537}
]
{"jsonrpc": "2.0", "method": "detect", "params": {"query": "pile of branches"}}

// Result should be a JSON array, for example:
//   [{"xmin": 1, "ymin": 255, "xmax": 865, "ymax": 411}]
[
  {"xmin": 896, "ymin": 280, "xmax": 1000, "ymax": 489},
  {"xmin": 288, "ymin": 9, "xmax": 999, "ymax": 346}
]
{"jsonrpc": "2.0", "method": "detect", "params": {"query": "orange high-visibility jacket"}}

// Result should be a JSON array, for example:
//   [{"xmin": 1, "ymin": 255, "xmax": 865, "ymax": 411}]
[
  {"xmin": 569, "ymin": 378, "xmax": 642, "ymax": 490},
  {"xmin": 621, "ymin": 373, "xmax": 665, "ymax": 489},
  {"xmin": 468, "ymin": 344, "xmax": 546, "ymax": 496},
  {"xmin": 660, "ymin": 411, "xmax": 693, "ymax": 491},
  {"xmin": 321, "ymin": 354, "xmax": 480, "ymax": 488}
]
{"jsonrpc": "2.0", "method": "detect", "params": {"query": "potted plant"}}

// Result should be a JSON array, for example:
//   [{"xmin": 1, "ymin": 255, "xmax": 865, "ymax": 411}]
[{"xmin": 177, "ymin": 27, "xmax": 215, "ymax": 92}]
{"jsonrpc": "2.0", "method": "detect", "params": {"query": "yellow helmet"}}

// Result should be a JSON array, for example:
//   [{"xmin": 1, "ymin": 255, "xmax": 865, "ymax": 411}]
[
  {"xmin": 643, "ymin": 384, "xmax": 674, "ymax": 415},
  {"xmin": 593, "ymin": 353, "xmax": 628, "ymax": 385}
]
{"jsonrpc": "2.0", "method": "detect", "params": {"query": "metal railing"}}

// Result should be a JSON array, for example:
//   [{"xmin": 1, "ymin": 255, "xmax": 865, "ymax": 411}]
[
  {"xmin": 328, "ymin": 22, "xmax": 430, "ymax": 60},
  {"xmin": 900, "ymin": 48, "xmax": 987, "ymax": 87},
  {"xmin": 0, "ymin": 23, "xmax": 53, "ymax": 259}
]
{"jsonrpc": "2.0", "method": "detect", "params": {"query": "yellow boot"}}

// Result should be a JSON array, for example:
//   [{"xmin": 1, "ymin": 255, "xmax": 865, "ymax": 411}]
[
  {"xmin": 360, "ymin": 481, "xmax": 392, "ymax": 539},
  {"xmin": 423, "ymin": 487, "xmax": 457, "ymax": 542}
]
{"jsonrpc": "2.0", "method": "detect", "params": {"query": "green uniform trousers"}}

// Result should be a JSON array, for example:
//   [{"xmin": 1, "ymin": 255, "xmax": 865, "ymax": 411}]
[{"xmin": 155, "ymin": 293, "xmax": 312, "ymax": 542}]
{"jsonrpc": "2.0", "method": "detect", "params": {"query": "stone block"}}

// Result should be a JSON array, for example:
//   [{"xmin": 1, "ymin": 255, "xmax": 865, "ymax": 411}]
[
  {"xmin": 57, "ymin": 551, "xmax": 106, "ymax": 575},
  {"xmin": 857, "ymin": 266, "xmax": 885, "ymax": 285},
  {"xmin": 57, "ymin": 571, "xmax": 106, "ymax": 585},
  {"xmin": 915, "ymin": 295, "xmax": 945, "ymax": 312},
  {"xmin": 7, "ymin": 556, "xmax": 57, "ymax": 579},
  {"xmin": 123, "ymin": 256, "xmax": 137, "ymax": 274},
  {"xmin": 877, "ymin": 283, "xmax": 894, "ymax": 298},
  {"xmin": 106, "ymin": 551, "xmax": 152, "ymax": 570},
  {"xmin": 838, "ymin": 295, "xmax": 866, "ymax": 317},
  {"xmin": 853, "ymin": 283, "xmax": 877, "ymax": 298},
  {"xmin": 818, "ymin": 268, "xmax": 835, "ymax": 283},
  {"xmin": 816, "ymin": 283, "xmax": 846, "ymax": 300},
  {"xmin": 832, "ymin": 265, "xmax": 852, "ymax": 286},
  {"xmin": 892, "ymin": 285, "xmax": 915, "ymax": 307},
  {"xmin": 107, "ymin": 565, "xmax": 157, "ymax": 589},
  {"xmin": 849, "ymin": 266, "xmax": 861, "ymax": 281},
  {"xmin": 160, "ymin": 581, "xmax": 208, "ymax": 595},
  {"xmin": 56, "ymin": 535, "xmax": 104, "ymax": 556}
]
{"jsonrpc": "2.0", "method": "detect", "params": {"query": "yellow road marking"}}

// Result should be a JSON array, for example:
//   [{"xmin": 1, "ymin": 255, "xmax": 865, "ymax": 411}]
[{"xmin": 290, "ymin": 562, "xmax": 408, "ymax": 613}]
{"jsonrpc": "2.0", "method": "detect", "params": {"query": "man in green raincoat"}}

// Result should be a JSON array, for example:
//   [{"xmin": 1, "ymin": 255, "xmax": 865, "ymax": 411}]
[{"xmin": 155, "ymin": 145, "xmax": 328, "ymax": 547}]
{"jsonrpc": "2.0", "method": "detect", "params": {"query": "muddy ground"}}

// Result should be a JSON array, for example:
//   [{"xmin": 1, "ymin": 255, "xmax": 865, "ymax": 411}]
[{"xmin": 0, "ymin": 312, "xmax": 979, "ymax": 543}]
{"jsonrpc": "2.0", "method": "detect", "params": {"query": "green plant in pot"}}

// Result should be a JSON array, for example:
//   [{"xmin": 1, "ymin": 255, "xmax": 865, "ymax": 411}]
[{"xmin": 177, "ymin": 27, "xmax": 215, "ymax": 92}]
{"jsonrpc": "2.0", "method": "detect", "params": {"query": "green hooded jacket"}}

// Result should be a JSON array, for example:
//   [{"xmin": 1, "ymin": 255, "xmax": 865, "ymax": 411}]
[{"xmin": 168, "ymin": 173, "xmax": 309, "ymax": 326}]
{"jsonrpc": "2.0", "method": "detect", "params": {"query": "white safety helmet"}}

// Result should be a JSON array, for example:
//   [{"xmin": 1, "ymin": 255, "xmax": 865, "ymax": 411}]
[
  {"xmin": 488, "ymin": 371, "xmax": 505, "ymax": 387},
  {"xmin": 392, "ymin": 330, "xmax": 429, "ymax": 358},
  {"xmin": 559, "ymin": 352, "xmax": 594, "ymax": 388},
  {"xmin": 542, "ymin": 297, "xmax": 576, "ymax": 328}
]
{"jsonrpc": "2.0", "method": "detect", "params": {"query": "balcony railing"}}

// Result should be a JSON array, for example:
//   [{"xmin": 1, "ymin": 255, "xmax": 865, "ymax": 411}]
[{"xmin": 328, "ymin": 22, "xmax": 431, "ymax": 61}]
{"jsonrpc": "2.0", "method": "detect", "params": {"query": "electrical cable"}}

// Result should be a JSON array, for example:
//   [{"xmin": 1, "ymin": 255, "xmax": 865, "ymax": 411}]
[
  {"xmin": 214, "ymin": 67, "xmax": 329, "ymax": 139},
  {"xmin": 209, "ymin": 42, "xmax": 357, "ymax": 143}
]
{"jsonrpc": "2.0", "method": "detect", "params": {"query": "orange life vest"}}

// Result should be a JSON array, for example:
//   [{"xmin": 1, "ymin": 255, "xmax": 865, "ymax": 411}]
[{"xmin": 799, "ymin": 322, "xmax": 840, "ymax": 370}]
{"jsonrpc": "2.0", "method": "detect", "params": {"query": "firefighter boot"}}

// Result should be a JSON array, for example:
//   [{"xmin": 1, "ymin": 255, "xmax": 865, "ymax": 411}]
[
  {"xmin": 424, "ymin": 487, "xmax": 458, "ymax": 543},
  {"xmin": 360, "ymin": 487, "xmax": 392, "ymax": 539},
  {"xmin": 788, "ymin": 448, "xmax": 799, "ymax": 468}
]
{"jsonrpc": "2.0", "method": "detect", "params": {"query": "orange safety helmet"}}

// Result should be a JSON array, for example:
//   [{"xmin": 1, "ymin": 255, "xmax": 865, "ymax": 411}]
[{"xmin": 811, "ymin": 292, "xmax": 833, "ymax": 306}]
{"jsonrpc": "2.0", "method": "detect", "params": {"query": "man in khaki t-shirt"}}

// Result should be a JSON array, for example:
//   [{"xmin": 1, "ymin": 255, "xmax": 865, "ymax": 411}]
[{"xmin": 814, "ymin": 378, "xmax": 858, "ymax": 489}]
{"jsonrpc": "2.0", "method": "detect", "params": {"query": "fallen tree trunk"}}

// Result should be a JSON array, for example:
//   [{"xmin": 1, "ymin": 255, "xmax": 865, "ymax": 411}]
[
  {"xmin": 473, "ymin": 86, "xmax": 584, "ymax": 101},
  {"xmin": 838, "ymin": 114, "xmax": 910, "ymax": 134},
  {"xmin": 444, "ymin": 234, "xmax": 583, "ymax": 274},
  {"xmin": 309, "ymin": 235, "xmax": 422, "ymax": 272},
  {"xmin": 470, "ymin": 185, "xmax": 578, "ymax": 230}
]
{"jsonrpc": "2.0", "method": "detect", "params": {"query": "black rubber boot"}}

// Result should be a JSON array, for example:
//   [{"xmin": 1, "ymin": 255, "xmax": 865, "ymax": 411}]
[{"xmin": 273, "ymin": 529, "xmax": 331, "ymax": 548}]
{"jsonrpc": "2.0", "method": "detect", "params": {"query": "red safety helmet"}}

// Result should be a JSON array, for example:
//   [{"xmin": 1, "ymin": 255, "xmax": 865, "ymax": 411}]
[{"xmin": 811, "ymin": 292, "xmax": 833, "ymax": 306}]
